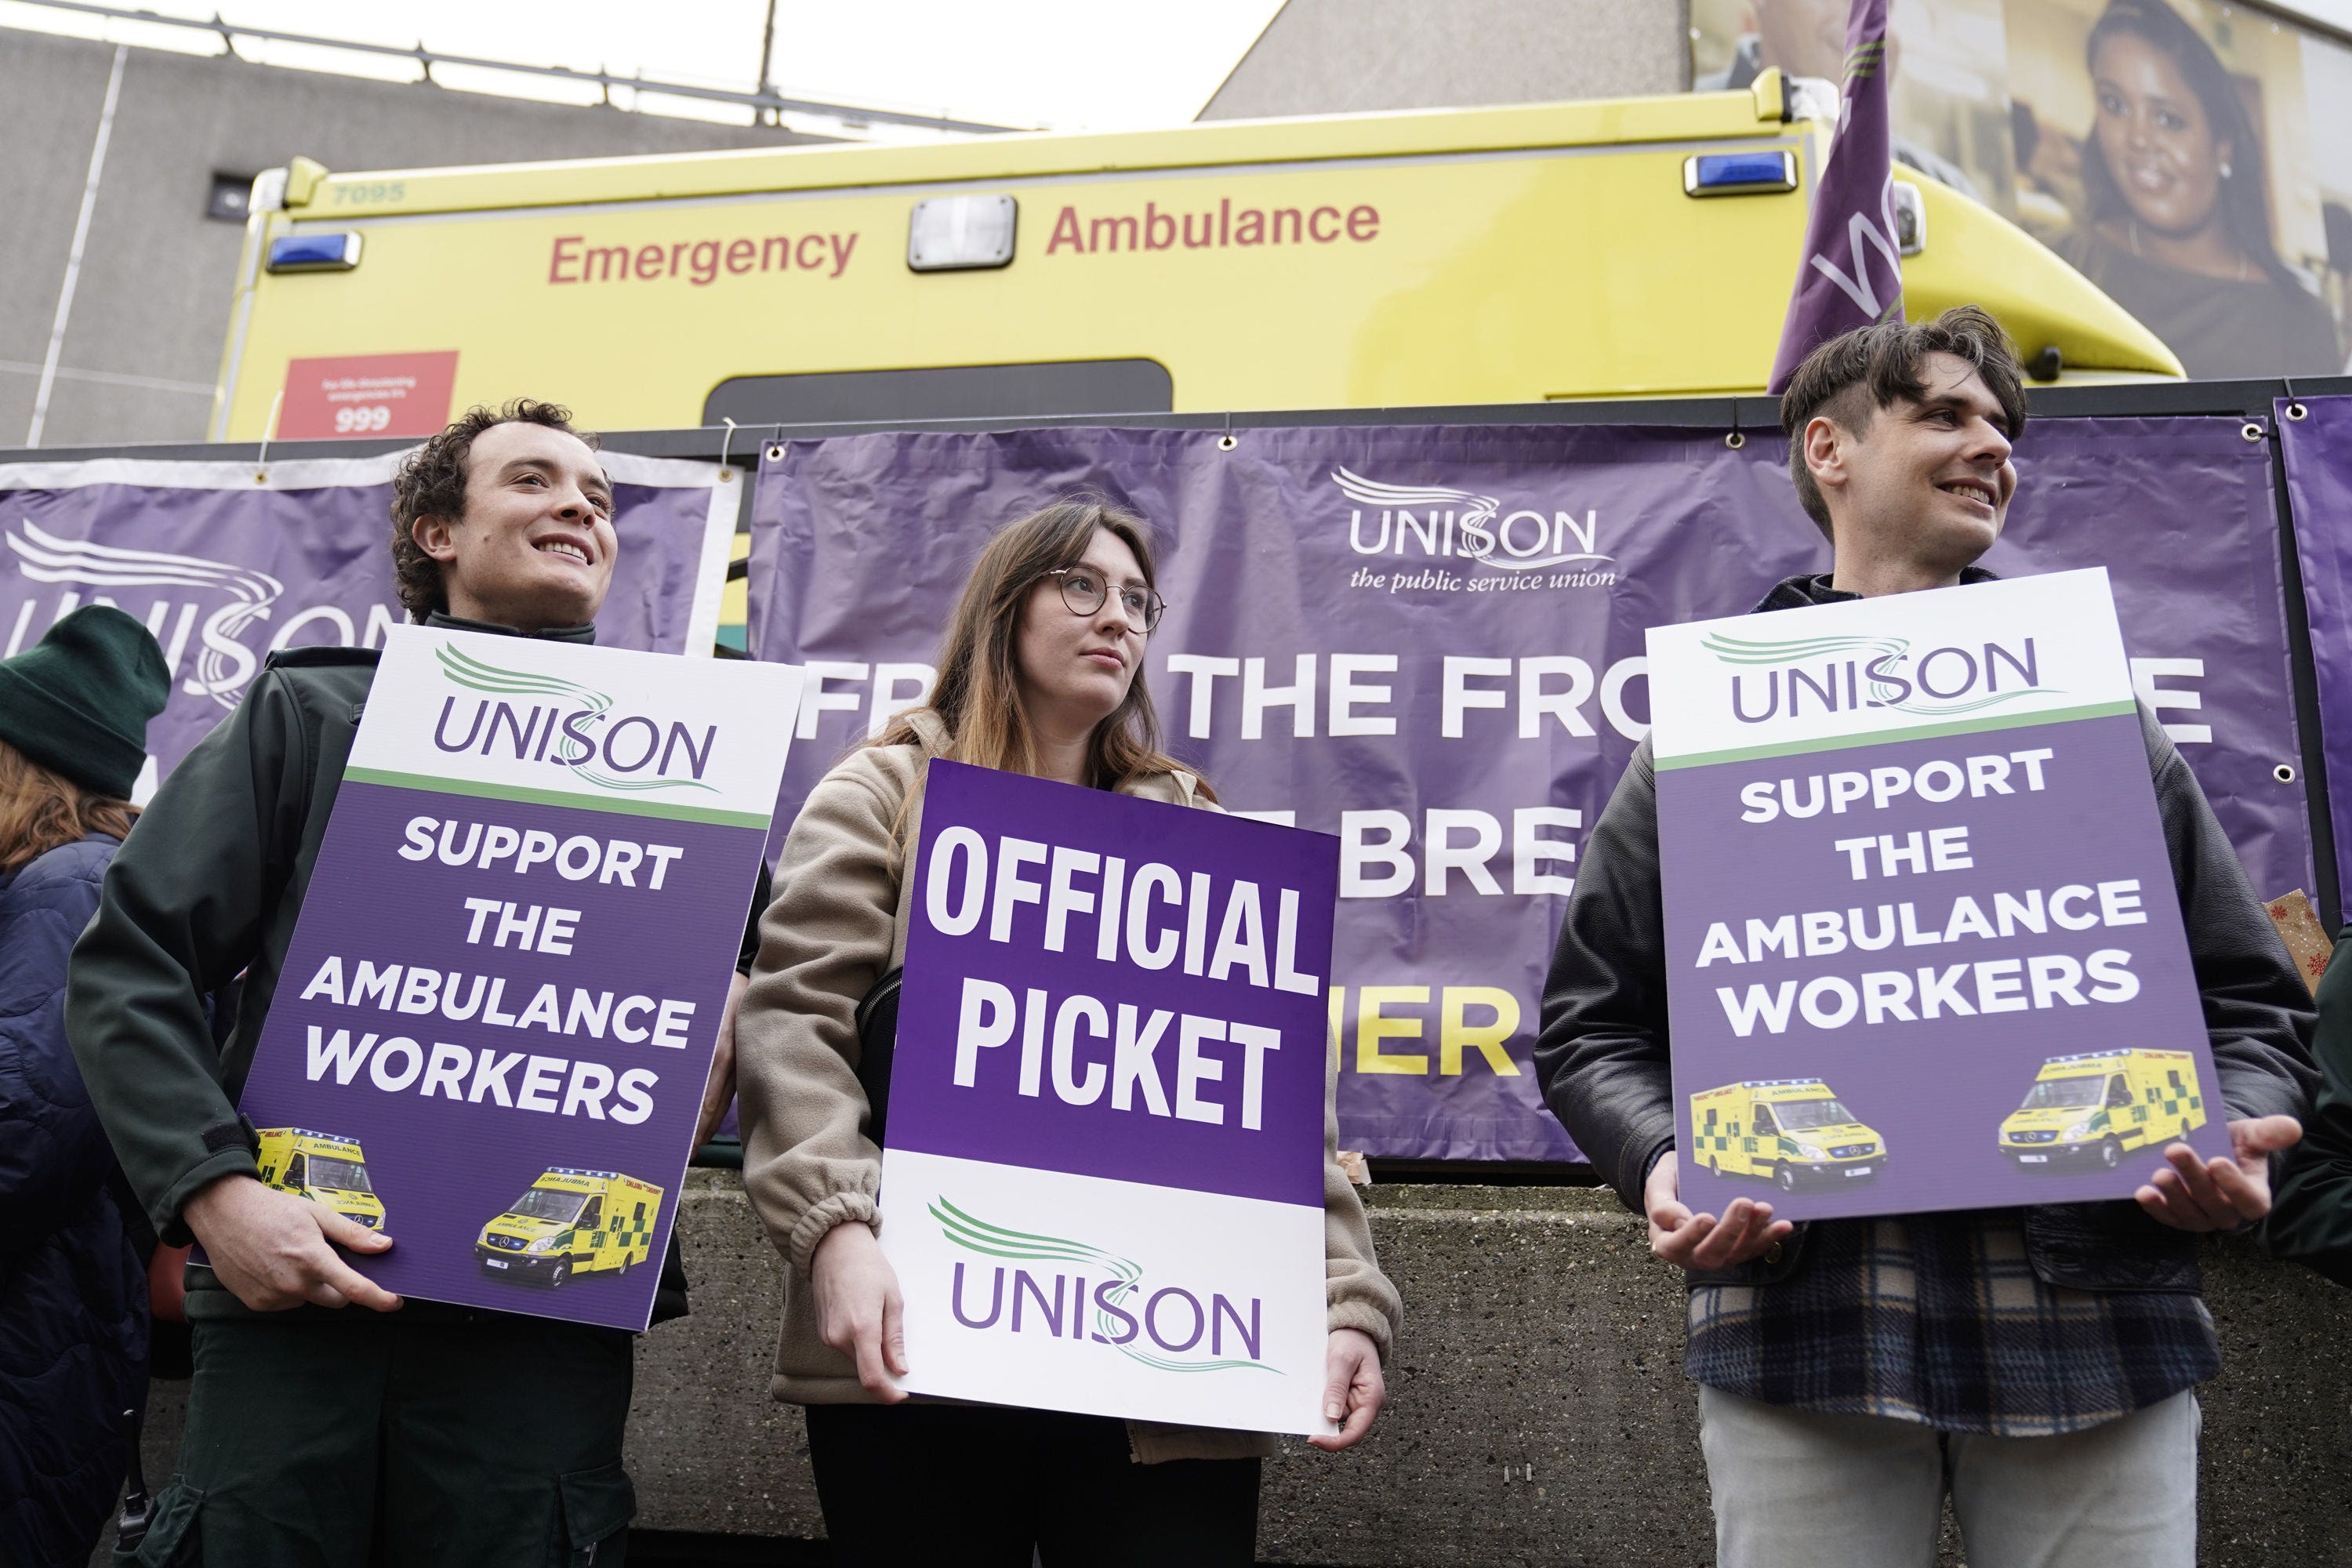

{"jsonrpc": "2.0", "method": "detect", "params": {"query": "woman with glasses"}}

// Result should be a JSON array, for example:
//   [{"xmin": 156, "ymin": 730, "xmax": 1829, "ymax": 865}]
[{"xmin": 734, "ymin": 498, "xmax": 1399, "ymax": 1566}]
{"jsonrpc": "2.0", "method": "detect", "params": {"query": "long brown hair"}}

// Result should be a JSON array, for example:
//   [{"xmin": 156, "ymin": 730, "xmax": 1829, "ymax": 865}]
[
  {"xmin": 0, "ymin": 736, "xmax": 137, "ymax": 873},
  {"xmin": 869, "ymin": 496, "xmax": 1210, "ymax": 799}
]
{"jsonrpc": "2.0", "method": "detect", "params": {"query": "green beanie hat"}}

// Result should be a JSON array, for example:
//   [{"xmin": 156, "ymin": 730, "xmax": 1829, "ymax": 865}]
[{"xmin": 0, "ymin": 605, "xmax": 171, "ymax": 800}]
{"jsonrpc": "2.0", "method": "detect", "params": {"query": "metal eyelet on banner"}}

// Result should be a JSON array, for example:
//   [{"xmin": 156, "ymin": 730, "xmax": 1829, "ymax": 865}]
[
  {"xmin": 1218, "ymin": 412, "xmax": 1237, "ymax": 452},
  {"xmin": 718, "ymin": 416, "xmax": 739, "ymax": 477},
  {"xmin": 765, "ymin": 445, "xmax": 786, "ymax": 463},
  {"xmin": 1726, "ymin": 403, "xmax": 1745, "ymax": 449},
  {"xmin": 2276, "ymin": 764, "xmax": 2299, "ymax": 784},
  {"xmin": 2286, "ymin": 403, "xmax": 2309, "ymax": 422},
  {"xmin": 2241, "ymin": 421, "xmax": 2266, "ymax": 441}
]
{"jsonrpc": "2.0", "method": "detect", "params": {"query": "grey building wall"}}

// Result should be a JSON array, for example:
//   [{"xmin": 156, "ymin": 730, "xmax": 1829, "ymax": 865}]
[
  {"xmin": 1198, "ymin": 0, "xmax": 1690, "ymax": 123},
  {"xmin": 1, "ymin": 27, "xmax": 824, "ymax": 449}
]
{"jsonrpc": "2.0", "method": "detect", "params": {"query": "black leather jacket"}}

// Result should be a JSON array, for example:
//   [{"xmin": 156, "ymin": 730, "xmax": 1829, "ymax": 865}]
[{"xmin": 1534, "ymin": 572, "xmax": 2318, "ymax": 1292}]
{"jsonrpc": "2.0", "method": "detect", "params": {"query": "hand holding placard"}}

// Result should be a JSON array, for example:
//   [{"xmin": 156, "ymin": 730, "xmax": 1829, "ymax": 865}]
[
  {"xmin": 1643, "ymin": 1151, "xmax": 1791, "ymax": 1271},
  {"xmin": 811, "ymin": 1222, "xmax": 909, "ymax": 1402},
  {"xmin": 2137, "ymin": 1115, "xmax": 2303, "ymax": 1231},
  {"xmin": 184, "ymin": 1174, "xmax": 401, "ymax": 1313}
]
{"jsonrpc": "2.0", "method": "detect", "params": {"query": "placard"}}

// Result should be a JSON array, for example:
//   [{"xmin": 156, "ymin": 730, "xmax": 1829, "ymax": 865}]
[
  {"xmin": 879, "ymin": 760, "xmax": 1338, "ymax": 1433},
  {"xmin": 231, "ymin": 624, "xmax": 801, "ymax": 1329},
  {"xmin": 1648, "ymin": 569, "xmax": 2229, "ymax": 1221}
]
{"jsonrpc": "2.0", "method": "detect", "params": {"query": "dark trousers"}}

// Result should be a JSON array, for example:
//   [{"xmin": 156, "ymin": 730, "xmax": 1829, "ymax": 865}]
[
  {"xmin": 121, "ymin": 1313, "xmax": 635, "ymax": 1567},
  {"xmin": 806, "ymin": 1402, "xmax": 1261, "ymax": 1567}
]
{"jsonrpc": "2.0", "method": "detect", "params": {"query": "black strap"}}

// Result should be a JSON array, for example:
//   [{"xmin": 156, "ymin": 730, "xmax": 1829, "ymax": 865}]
[
  {"xmin": 853, "ymin": 967, "xmax": 902, "ymax": 1146},
  {"xmin": 115, "ymin": 1403, "xmax": 152, "ymax": 1548}
]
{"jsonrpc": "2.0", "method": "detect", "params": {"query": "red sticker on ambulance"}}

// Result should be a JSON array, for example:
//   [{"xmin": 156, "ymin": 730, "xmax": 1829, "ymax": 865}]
[{"xmin": 278, "ymin": 351, "xmax": 459, "ymax": 440}]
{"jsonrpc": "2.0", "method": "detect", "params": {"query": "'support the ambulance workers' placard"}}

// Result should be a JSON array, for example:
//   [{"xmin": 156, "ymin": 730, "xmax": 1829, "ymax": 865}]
[
  {"xmin": 230, "ymin": 625, "xmax": 801, "ymax": 1330},
  {"xmin": 1648, "ymin": 569, "xmax": 2230, "ymax": 1222},
  {"xmin": 880, "ymin": 760, "xmax": 1338, "ymax": 1435}
]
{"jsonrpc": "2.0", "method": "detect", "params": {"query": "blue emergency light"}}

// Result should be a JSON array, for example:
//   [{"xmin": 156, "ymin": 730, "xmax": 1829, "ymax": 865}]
[
  {"xmin": 265, "ymin": 231, "xmax": 362, "ymax": 273},
  {"xmin": 1682, "ymin": 151, "xmax": 1798, "ymax": 198}
]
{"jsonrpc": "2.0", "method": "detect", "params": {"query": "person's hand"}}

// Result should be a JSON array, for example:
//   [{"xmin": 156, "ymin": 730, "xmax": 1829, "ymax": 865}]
[
  {"xmin": 1308, "ymin": 1327, "xmax": 1385, "ymax": 1451},
  {"xmin": 1644, "ymin": 1151, "xmax": 1791, "ymax": 1270},
  {"xmin": 693, "ymin": 971, "xmax": 749, "ymax": 1149},
  {"xmin": 2136, "ymin": 1115, "xmax": 2302, "ymax": 1232},
  {"xmin": 182, "ymin": 1173, "xmax": 401, "ymax": 1312},
  {"xmin": 810, "ymin": 1221, "xmax": 906, "ymax": 1401}
]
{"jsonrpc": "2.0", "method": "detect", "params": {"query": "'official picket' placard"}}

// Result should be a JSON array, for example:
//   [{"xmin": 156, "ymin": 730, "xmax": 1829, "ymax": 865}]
[
  {"xmin": 880, "ymin": 760, "xmax": 1339, "ymax": 1434},
  {"xmin": 1647, "ymin": 569, "xmax": 2229, "ymax": 1221},
  {"xmin": 232, "ymin": 625, "xmax": 800, "ymax": 1330}
]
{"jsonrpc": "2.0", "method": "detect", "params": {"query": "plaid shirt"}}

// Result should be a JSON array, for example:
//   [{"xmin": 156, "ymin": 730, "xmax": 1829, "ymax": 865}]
[{"xmin": 1685, "ymin": 1208, "xmax": 2218, "ymax": 1436}]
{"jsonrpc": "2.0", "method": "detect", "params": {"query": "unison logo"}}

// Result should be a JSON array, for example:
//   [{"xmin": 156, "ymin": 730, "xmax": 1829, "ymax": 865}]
[
  {"xmin": 1330, "ymin": 469, "xmax": 1612, "ymax": 575},
  {"xmin": 430, "ymin": 644, "xmax": 718, "ymax": 796},
  {"xmin": 5, "ymin": 521, "xmax": 390, "ymax": 710},
  {"xmin": 935, "ymin": 1197, "xmax": 1276, "ymax": 1374},
  {"xmin": 1704, "ymin": 630, "xmax": 2054, "ymax": 725}
]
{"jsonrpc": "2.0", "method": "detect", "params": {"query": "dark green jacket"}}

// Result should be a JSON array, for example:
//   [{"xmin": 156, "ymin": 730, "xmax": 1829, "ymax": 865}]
[
  {"xmin": 2266, "ymin": 927, "xmax": 2352, "ymax": 1285},
  {"xmin": 67, "ymin": 616, "xmax": 760, "ymax": 1325}
]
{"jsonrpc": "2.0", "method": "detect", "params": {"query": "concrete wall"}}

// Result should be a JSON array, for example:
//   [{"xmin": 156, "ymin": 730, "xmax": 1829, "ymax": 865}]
[
  {"xmin": 1198, "ymin": 0, "xmax": 1690, "ymax": 123},
  {"xmin": 1, "ymin": 28, "xmax": 822, "ymax": 450},
  {"xmin": 114, "ymin": 1173, "xmax": 2352, "ymax": 1565}
]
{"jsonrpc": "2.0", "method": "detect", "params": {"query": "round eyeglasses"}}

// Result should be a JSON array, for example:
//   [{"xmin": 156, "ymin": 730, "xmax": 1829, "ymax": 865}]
[{"xmin": 1047, "ymin": 566, "xmax": 1167, "ymax": 633}]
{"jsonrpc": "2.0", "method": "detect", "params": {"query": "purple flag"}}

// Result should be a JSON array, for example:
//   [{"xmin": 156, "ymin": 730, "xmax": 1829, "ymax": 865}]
[{"xmin": 1768, "ymin": 0, "xmax": 1902, "ymax": 393}]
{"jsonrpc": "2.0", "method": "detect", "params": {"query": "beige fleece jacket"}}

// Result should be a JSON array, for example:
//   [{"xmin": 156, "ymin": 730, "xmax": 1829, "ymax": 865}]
[{"xmin": 735, "ymin": 712, "xmax": 1402, "ymax": 1463}]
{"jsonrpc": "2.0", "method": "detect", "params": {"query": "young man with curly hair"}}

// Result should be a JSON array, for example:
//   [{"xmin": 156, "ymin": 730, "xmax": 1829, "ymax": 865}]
[
  {"xmin": 69, "ymin": 401, "xmax": 758, "ymax": 1565},
  {"xmin": 1537, "ymin": 308, "xmax": 2314, "ymax": 1567}
]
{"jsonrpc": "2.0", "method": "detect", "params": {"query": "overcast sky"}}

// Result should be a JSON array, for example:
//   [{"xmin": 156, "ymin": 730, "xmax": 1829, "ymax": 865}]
[{"xmin": 0, "ymin": 0, "xmax": 1288, "ymax": 134}]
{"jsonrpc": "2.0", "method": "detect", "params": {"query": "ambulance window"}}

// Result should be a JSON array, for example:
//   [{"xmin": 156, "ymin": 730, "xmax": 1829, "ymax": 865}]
[
  {"xmin": 703, "ymin": 360, "xmax": 1173, "ymax": 427},
  {"xmin": 1752, "ymin": 1106, "xmax": 1779, "ymax": 1136},
  {"xmin": 1703, "ymin": 1109, "xmax": 1718, "ymax": 1129},
  {"xmin": 634, "ymin": 1203, "xmax": 647, "ymax": 1227},
  {"xmin": 285, "ymin": 1152, "xmax": 307, "ymax": 1189},
  {"xmin": 2167, "ymin": 1070, "xmax": 2185, "ymax": 1091},
  {"xmin": 2105, "ymin": 1076, "xmax": 2132, "ymax": 1108},
  {"xmin": 579, "ymin": 1196, "xmax": 604, "ymax": 1230}
]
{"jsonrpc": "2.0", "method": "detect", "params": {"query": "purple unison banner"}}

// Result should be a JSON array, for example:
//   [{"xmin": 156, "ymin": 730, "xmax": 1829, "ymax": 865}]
[
  {"xmin": 1649, "ymin": 571, "xmax": 2229, "ymax": 1221},
  {"xmin": 230, "ymin": 625, "xmax": 800, "ymax": 1330},
  {"xmin": 2279, "ymin": 394, "xmax": 2352, "ymax": 910},
  {"xmin": 877, "ymin": 760, "xmax": 1336, "ymax": 1432},
  {"xmin": 0, "ymin": 449, "xmax": 740, "ymax": 793},
  {"xmin": 748, "ymin": 416, "xmax": 2308, "ymax": 1163}
]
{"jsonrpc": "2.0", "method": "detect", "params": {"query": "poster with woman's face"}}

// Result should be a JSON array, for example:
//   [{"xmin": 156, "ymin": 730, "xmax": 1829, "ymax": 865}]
[{"xmin": 1690, "ymin": 0, "xmax": 2352, "ymax": 378}]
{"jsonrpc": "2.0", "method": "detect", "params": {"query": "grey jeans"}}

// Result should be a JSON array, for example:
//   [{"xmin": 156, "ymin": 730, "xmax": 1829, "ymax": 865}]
[{"xmin": 1697, "ymin": 1385, "xmax": 2200, "ymax": 1568}]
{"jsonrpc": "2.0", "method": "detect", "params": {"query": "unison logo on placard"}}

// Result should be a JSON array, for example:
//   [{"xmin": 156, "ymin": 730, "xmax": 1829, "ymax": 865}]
[
  {"xmin": 935, "ymin": 1197, "xmax": 1276, "ymax": 1375},
  {"xmin": 1330, "ymin": 468, "xmax": 1615, "ymax": 581},
  {"xmin": 1704, "ymin": 630, "xmax": 2055, "ymax": 725},
  {"xmin": 429, "ymin": 643, "xmax": 719, "ymax": 796}
]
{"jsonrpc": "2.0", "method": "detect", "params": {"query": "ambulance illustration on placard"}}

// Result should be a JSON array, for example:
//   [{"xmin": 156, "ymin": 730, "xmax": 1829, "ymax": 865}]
[
  {"xmin": 254, "ymin": 1127, "xmax": 385, "ymax": 1230},
  {"xmin": 475, "ymin": 1168, "xmax": 664, "ymax": 1288},
  {"xmin": 1689, "ymin": 1079, "xmax": 1885, "ymax": 1192},
  {"xmin": 1998, "ymin": 1049, "xmax": 2206, "ymax": 1171}
]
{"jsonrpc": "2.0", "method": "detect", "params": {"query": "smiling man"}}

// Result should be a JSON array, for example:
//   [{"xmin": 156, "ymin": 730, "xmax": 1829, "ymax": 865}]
[
  {"xmin": 1535, "ymin": 308, "xmax": 2314, "ymax": 1567},
  {"xmin": 68, "ymin": 401, "xmax": 759, "ymax": 1566}
]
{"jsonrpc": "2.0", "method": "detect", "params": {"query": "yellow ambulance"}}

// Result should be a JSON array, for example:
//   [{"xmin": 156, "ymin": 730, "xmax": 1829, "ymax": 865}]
[
  {"xmin": 254, "ymin": 1127, "xmax": 385, "ymax": 1230},
  {"xmin": 212, "ymin": 70, "xmax": 2177, "ymax": 446},
  {"xmin": 1998, "ymin": 1049, "xmax": 2207, "ymax": 1171},
  {"xmin": 1689, "ymin": 1078, "xmax": 1885, "ymax": 1192},
  {"xmin": 475, "ymin": 1167, "xmax": 664, "ymax": 1288}
]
